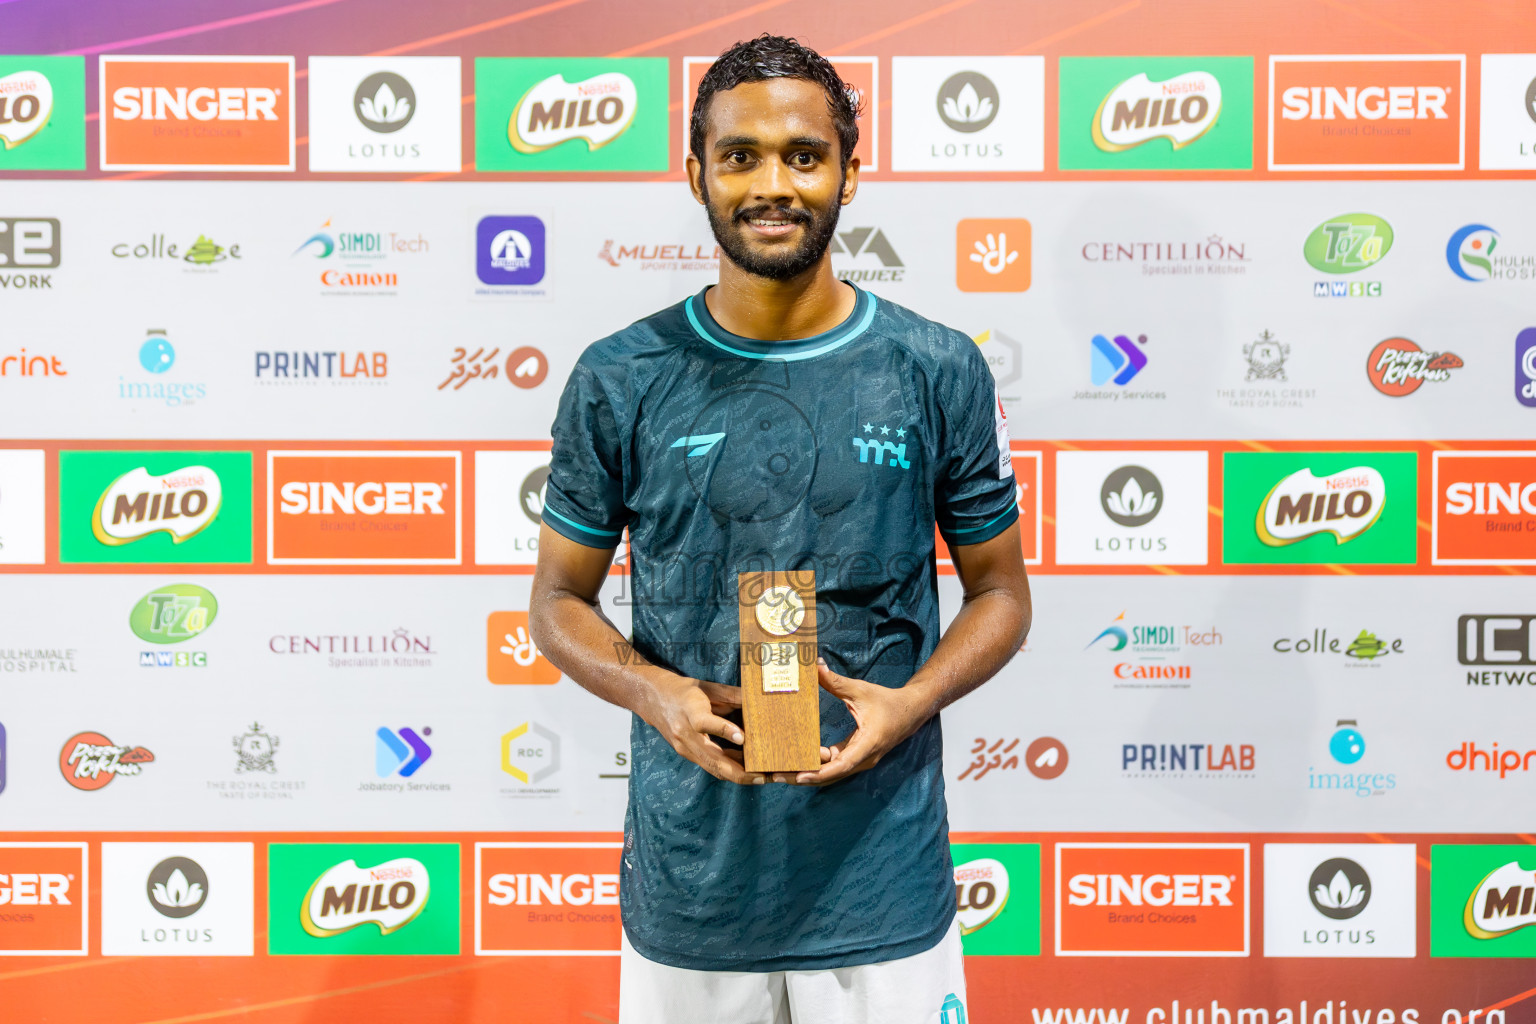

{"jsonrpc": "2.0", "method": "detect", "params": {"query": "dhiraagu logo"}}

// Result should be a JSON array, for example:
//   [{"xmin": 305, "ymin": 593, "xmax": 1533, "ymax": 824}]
[
  {"xmin": 1304, "ymin": 214, "xmax": 1394, "ymax": 274},
  {"xmin": 268, "ymin": 843, "xmax": 459, "ymax": 955},
  {"xmin": 950, "ymin": 842, "xmax": 1040, "ymax": 955},
  {"xmin": 130, "ymin": 584, "xmax": 218, "ymax": 644},
  {"xmin": 1058, "ymin": 57, "xmax": 1253, "ymax": 170}
]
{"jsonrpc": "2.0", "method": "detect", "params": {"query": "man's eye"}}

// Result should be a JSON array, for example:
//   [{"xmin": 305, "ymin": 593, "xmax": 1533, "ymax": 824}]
[
  {"xmin": 791, "ymin": 152, "xmax": 816, "ymax": 166},
  {"xmin": 726, "ymin": 151, "xmax": 751, "ymax": 164}
]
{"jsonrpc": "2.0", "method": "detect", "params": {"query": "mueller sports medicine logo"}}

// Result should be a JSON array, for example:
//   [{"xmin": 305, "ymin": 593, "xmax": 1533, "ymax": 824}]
[
  {"xmin": 59, "ymin": 732, "xmax": 154, "ymax": 791},
  {"xmin": 1056, "ymin": 843, "xmax": 1248, "ymax": 956},
  {"xmin": 1256, "ymin": 466, "xmax": 1385, "ymax": 546},
  {"xmin": 1093, "ymin": 71, "xmax": 1221, "ymax": 151},
  {"xmin": 300, "ymin": 857, "xmax": 429, "ymax": 937},
  {"xmin": 0, "ymin": 843, "xmax": 87, "ymax": 955},
  {"xmin": 1270, "ymin": 55, "xmax": 1465, "ymax": 170},
  {"xmin": 509, "ymin": 72, "xmax": 635, "ymax": 153},
  {"xmin": 99, "ymin": 56, "xmax": 295, "ymax": 171},
  {"xmin": 1433, "ymin": 453, "xmax": 1536, "ymax": 565},
  {"xmin": 268, "ymin": 451, "xmax": 461, "ymax": 565},
  {"xmin": 92, "ymin": 464, "xmax": 221, "ymax": 546}
]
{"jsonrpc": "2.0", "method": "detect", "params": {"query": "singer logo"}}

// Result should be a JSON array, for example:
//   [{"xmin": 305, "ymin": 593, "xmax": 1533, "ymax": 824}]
[
  {"xmin": 476, "ymin": 843, "xmax": 623, "ymax": 954},
  {"xmin": 1056, "ymin": 843, "xmax": 1249, "ymax": 955},
  {"xmin": 1269, "ymin": 55, "xmax": 1465, "ymax": 170},
  {"xmin": 99, "ymin": 56, "xmax": 295, "ymax": 171},
  {"xmin": 1433, "ymin": 453, "xmax": 1536, "ymax": 565},
  {"xmin": 267, "ymin": 451, "xmax": 461, "ymax": 565},
  {"xmin": 0, "ymin": 843, "xmax": 87, "ymax": 955}
]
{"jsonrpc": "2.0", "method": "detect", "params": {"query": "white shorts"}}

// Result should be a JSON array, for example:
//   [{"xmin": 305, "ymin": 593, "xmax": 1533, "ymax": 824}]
[{"xmin": 618, "ymin": 917, "xmax": 968, "ymax": 1024}]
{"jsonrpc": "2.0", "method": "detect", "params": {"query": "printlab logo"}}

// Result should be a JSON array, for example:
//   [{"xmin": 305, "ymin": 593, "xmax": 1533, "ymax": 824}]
[
  {"xmin": 1121, "ymin": 742, "xmax": 1256, "ymax": 778},
  {"xmin": 375, "ymin": 727, "xmax": 432, "ymax": 778},
  {"xmin": 59, "ymin": 731, "xmax": 154, "ymax": 790},
  {"xmin": 832, "ymin": 227, "xmax": 904, "ymax": 284},
  {"xmin": 475, "ymin": 215, "xmax": 547, "ymax": 295},
  {"xmin": 1305, "ymin": 213, "xmax": 1391, "ymax": 297},
  {"xmin": 956, "ymin": 219, "xmax": 1030, "ymax": 293},
  {"xmin": 951, "ymin": 843, "xmax": 1042, "ymax": 956},
  {"xmin": 438, "ymin": 345, "xmax": 548, "ymax": 391},
  {"xmin": 1366, "ymin": 337, "xmax": 1463, "ymax": 396},
  {"xmin": 234, "ymin": 723, "xmax": 279, "ymax": 774},
  {"xmin": 0, "ymin": 216, "xmax": 62, "ymax": 291}
]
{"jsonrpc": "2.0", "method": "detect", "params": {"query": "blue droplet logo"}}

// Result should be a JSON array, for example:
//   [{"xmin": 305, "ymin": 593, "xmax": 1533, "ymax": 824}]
[
  {"xmin": 1329, "ymin": 727, "xmax": 1365, "ymax": 765},
  {"xmin": 139, "ymin": 332, "xmax": 175, "ymax": 374}
]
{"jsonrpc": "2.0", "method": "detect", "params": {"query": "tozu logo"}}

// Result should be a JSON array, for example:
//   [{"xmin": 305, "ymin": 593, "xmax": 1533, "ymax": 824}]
[
  {"xmin": 1257, "ymin": 466, "xmax": 1386, "ymax": 546},
  {"xmin": 92, "ymin": 464, "xmax": 221, "ymax": 546},
  {"xmin": 476, "ymin": 842, "xmax": 622, "ymax": 954},
  {"xmin": 1433, "ymin": 452, "xmax": 1536, "ymax": 565},
  {"xmin": 509, "ymin": 72, "xmax": 636, "ymax": 154},
  {"xmin": 1092, "ymin": 71, "xmax": 1221, "ymax": 152},
  {"xmin": 0, "ymin": 843, "xmax": 88, "ymax": 955},
  {"xmin": 1056, "ymin": 843, "xmax": 1249, "ymax": 956},
  {"xmin": 268, "ymin": 451, "xmax": 461, "ymax": 565},
  {"xmin": 300, "ymin": 857, "xmax": 430, "ymax": 938},
  {"xmin": 99, "ymin": 55, "xmax": 295, "ymax": 171},
  {"xmin": 1269, "ymin": 55, "xmax": 1465, "ymax": 171}
]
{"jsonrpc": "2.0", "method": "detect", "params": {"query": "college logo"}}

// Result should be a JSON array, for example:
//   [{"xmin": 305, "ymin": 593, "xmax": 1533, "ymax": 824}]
[
  {"xmin": 307, "ymin": 57, "xmax": 462, "ymax": 172},
  {"xmin": 1477, "ymin": 55, "xmax": 1536, "ymax": 171},
  {"xmin": 0, "ymin": 217, "xmax": 61, "ymax": 292},
  {"xmin": 100, "ymin": 843, "xmax": 254, "ymax": 956},
  {"xmin": 890, "ymin": 57, "xmax": 1044, "ymax": 172},
  {"xmin": 268, "ymin": 451, "xmax": 460, "ymax": 565},
  {"xmin": 1056, "ymin": 844, "xmax": 1248, "ymax": 956},
  {"xmin": 487, "ymin": 611, "xmax": 561, "ymax": 685},
  {"xmin": 0, "ymin": 449, "xmax": 46, "ymax": 564},
  {"xmin": 268, "ymin": 843, "xmax": 459, "ymax": 954},
  {"xmin": 99, "ymin": 55, "xmax": 295, "ymax": 171},
  {"xmin": 1264, "ymin": 844, "xmax": 1416, "ymax": 957},
  {"xmin": 0, "ymin": 57, "xmax": 86, "ymax": 170},
  {"xmin": 59, "ymin": 451, "xmax": 251, "ymax": 564},
  {"xmin": 952, "ymin": 843, "xmax": 1041, "ymax": 955},
  {"xmin": 475, "ymin": 58, "xmax": 666, "ymax": 171},
  {"xmin": 1273, "ymin": 628, "xmax": 1403, "ymax": 663},
  {"xmin": 1433, "ymin": 452, "xmax": 1536, "ymax": 565},
  {"xmin": 1058, "ymin": 57, "xmax": 1252, "ymax": 170},
  {"xmin": 0, "ymin": 842, "xmax": 87, "ymax": 955},
  {"xmin": 473, "ymin": 450, "xmax": 551, "ymax": 566},
  {"xmin": 1222, "ymin": 452, "xmax": 1417, "ymax": 565},
  {"xmin": 1366, "ymin": 337, "xmax": 1462, "ymax": 396},
  {"xmin": 59, "ymin": 731, "xmax": 154, "ymax": 790},
  {"xmin": 1054, "ymin": 451, "xmax": 1209, "ymax": 565},
  {"xmin": 1305, "ymin": 213, "xmax": 1391, "ymax": 297},
  {"xmin": 110, "ymin": 232, "xmax": 243, "ymax": 270},
  {"xmin": 956, "ymin": 219, "xmax": 1030, "ymax": 292},
  {"xmin": 129, "ymin": 583, "xmax": 218, "ymax": 646},
  {"xmin": 476, "ymin": 843, "xmax": 621, "ymax": 954},
  {"xmin": 1432, "ymin": 846, "xmax": 1536, "ymax": 956},
  {"xmin": 1269, "ymin": 55, "xmax": 1464, "ymax": 170}
]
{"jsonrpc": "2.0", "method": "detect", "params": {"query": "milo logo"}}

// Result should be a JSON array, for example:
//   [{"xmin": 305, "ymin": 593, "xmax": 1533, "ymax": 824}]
[
  {"xmin": 1092, "ymin": 71, "xmax": 1221, "ymax": 152},
  {"xmin": 954, "ymin": 857, "xmax": 1011, "ymax": 935},
  {"xmin": 510, "ymin": 73, "xmax": 636, "ymax": 154},
  {"xmin": 1257, "ymin": 467, "xmax": 1386, "ymax": 546},
  {"xmin": 92, "ymin": 464, "xmax": 222, "ymax": 546},
  {"xmin": 301, "ymin": 857, "xmax": 430, "ymax": 938}
]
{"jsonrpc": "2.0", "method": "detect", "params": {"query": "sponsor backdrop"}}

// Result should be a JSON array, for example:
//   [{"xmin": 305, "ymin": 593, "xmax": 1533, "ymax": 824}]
[{"xmin": 2, "ymin": 1, "xmax": 1536, "ymax": 1022}]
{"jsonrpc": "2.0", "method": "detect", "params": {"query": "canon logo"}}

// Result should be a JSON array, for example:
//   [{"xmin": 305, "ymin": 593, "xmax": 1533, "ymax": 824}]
[
  {"xmin": 1280, "ymin": 85, "xmax": 1447, "ymax": 121},
  {"xmin": 486, "ymin": 872, "xmax": 619, "ymax": 906},
  {"xmin": 111, "ymin": 86, "xmax": 278, "ymax": 122},
  {"xmin": 278, "ymin": 481, "xmax": 444, "ymax": 516},
  {"xmin": 0, "ymin": 873, "xmax": 70, "ymax": 905},
  {"xmin": 1067, "ymin": 872, "xmax": 1233, "ymax": 907}
]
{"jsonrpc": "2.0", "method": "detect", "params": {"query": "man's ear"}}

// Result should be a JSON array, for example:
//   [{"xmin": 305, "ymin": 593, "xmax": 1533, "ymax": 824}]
[
  {"xmin": 840, "ymin": 155, "xmax": 861, "ymax": 206},
  {"xmin": 686, "ymin": 153, "xmax": 706, "ymax": 206}
]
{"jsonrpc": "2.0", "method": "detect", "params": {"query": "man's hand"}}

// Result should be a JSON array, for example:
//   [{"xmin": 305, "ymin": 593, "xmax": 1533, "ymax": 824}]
[
  {"xmin": 640, "ymin": 670, "xmax": 767, "ymax": 786},
  {"xmin": 782, "ymin": 659, "xmax": 929, "ymax": 786}
]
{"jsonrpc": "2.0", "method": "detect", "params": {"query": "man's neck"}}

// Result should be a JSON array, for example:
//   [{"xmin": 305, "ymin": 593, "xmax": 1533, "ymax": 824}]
[{"xmin": 704, "ymin": 256, "xmax": 857, "ymax": 341}]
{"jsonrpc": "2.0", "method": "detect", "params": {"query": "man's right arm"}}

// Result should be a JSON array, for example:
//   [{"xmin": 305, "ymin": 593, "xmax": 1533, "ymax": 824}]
[{"xmin": 529, "ymin": 525, "xmax": 767, "ymax": 785}]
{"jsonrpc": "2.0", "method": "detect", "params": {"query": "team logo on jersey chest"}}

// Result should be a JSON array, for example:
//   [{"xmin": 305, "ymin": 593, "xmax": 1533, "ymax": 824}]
[{"xmin": 853, "ymin": 421, "xmax": 913, "ymax": 470}]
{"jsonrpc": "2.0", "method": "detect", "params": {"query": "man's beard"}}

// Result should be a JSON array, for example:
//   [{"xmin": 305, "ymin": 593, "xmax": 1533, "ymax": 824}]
[{"xmin": 701, "ymin": 176, "xmax": 843, "ymax": 281}]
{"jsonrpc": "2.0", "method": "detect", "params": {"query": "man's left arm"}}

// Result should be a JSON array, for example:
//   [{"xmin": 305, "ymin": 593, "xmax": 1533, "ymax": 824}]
[{"xmin": 788, "ymin": 523, "xmax": 1031, "ymax": 785}]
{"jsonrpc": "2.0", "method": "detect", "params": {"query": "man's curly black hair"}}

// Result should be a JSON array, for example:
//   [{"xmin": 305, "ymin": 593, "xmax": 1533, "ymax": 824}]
[{"xmin": 689, "ymin": 34, "xmax": 863, "ymax": 170}]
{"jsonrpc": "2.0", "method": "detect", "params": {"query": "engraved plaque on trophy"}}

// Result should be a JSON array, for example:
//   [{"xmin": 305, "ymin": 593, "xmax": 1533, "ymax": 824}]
[{"xmin": 737, "ymin": 570, "xmax": 821, "ymax": 773}]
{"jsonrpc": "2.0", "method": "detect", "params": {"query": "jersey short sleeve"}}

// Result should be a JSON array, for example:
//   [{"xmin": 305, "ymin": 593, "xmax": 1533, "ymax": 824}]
[
  {"xmin": 934, "ymin": 339, "xmax": 1018, "ymax": 547},
  {"xmin": 542, "ymin": 357, "xmax": 630, "ymax": 548}
]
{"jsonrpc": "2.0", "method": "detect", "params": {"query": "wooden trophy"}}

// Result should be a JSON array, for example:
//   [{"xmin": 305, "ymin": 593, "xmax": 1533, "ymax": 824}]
[{"xmin": 737, "ymin": 570, "xmax": 821, "ymax": 773}]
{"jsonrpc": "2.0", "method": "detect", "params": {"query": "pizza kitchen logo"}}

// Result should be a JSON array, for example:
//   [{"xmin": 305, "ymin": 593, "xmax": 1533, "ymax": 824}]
[
  {"xmin": 59, "ymin": 731, "xmax": 154, "ymax": 790},
  {"xmin": 1367, "ymin": 338, "xmax": 1463, "ymax": 396}
]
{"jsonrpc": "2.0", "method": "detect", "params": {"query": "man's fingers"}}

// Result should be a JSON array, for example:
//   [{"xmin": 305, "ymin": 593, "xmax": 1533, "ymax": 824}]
[
  {"xmin": 686, "ymin": 737, "xmax": 765, "ymax": 786},
  {"xmin": 699, "ymin": 681, "xmax": 744, "ymax": 708},
  {"xmin": 795, "ymin": 733, "xmax": 874, "ymax": 786},
  {"xmin": 693, "ymin": 712, "xmax": 745, "ymax": 746},
  {"xmin": 815, "ymin": 659, "xmax": 863, "ymax": 702}
]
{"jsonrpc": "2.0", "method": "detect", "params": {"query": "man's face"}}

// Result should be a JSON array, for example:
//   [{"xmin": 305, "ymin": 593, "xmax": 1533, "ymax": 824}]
[{"xmin": 690, "ymin": 78, "xmax": 859, "ymax": 281}]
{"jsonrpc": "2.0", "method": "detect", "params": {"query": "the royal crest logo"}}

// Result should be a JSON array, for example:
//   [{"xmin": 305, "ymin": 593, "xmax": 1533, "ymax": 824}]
[
  {"xmin": 1257, "ymin": 466, "xmax": 1386, "ymax": 546},
  {"xmin": 1092, "ymin": 71, "xmax": 1222, "ymax": 152},
  {"xmin": 509, "ymin": 72, "xmax": 636, "ymax": 153},
  {"xmin": 59, "ymin": 731, "xmax": 154, "ymax": 791},
  {"xmin": 234, "ymin": 722, "xmax": 279, "ymax": 774},
  {"xmin": 92, "ymin": 465, "xmax": 221, "ymax": 546},
  {"xmin": 300, "ymin": 857, "xmax": 430, "ymax": 937}
]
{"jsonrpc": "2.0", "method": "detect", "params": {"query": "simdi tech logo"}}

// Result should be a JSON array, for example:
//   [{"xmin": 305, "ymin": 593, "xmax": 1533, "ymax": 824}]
[
  {"xmin": 1432, "ymin": 845, "xmax": 1536, "ymax": 957},
  {"xmin": 1055, "ymin": 843, "xmax": 1248, "ymax": 956},
  {"xmin": 475, "ymin": 58, "xmax": 667, "ymax": 171},
  {"xmin": 1221, "ymin": 451, "xmax": 1417, "ymax": 565},
  {"xmin": 99, "ymin": 55, "xmax": 295, "ymax": 171},
  {"xmin": 1269, "ymin": 55, "xmax": 1464, "ymax": 171},
  {"xmin": 58, "ymin": 450, "xmax": 253, "ymax": 565},
  {"xmin": 476, "ymin": 842, "xmax": 622, "ymax": 954},
  {"xmin": 0, "ymin": 56, "xmax": 86, "ymax": 170},
  {"xmin": 267, "ymin": 451, "xmax": 461, "ymax": 565},
  {"xmin": 1433, "ymin": 452, "xmax": 1536, "ymax": 565},
  {"xmin": 0, "ymin": 842, "xmax": 88, "ymax": 955},
  {"xmin": 1057, "ymin": 57, "xmax": 1253, "ymax": 170},
  {"xmin": 951, "ymin": 843, "xmax": 1041, "ymax": 956},
  {"xmin": 268, "ymin": 843, "xmax": 459, "ymax": 955}
]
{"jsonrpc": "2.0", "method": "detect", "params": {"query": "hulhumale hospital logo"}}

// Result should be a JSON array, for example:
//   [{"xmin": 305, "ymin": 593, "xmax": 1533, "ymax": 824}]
[{"xmin": 1447, "ymin": 224, "xmax": 1499, "ymax": 281}]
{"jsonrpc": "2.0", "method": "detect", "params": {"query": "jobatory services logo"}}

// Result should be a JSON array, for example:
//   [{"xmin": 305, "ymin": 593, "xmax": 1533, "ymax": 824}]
[
  {"xmin": 1305, "ymin": 213, "xmax": 1392, "ymax": 298},
  {"xmin": 475, "ymin": 58, "xmax": 666, "ymax": 171},
  {"xmin": 1056, "ymin": 843, "xmax": 1249, "ymax": 956},
  {"xmin": 307, "ymin": 57, "xmax": 462, "ymax": 172},
  {"xmin": 267, "ymin": 451, "xmax": 461, "ymax": 565},
  {"xmin": 1310, "ymin": 719, "xmax": 1397, "ymax": 798},
  {"xmin": 58, "ymin": 450, "xmax": 253, "ymax": 565},
  {"xmin": 0, "ymin": 216, "xmax": 60, "ymax": 291},
  {"xmin": 375, "ymin": 727, "xmax": 433, "ymax": 779},
  {"xmin": 0, "ymin": 842, "xmax": 87, "ymax": 955},
  {"xmin": 951, "ymin": 843, "xmax": 1041, "ymax": 956},
  {"xmin": 1058, "ymin": 57, "xmax": 1253, "ymax": 170},
  {"xmin": 1221, "ymin": 452, "xmax": 1417, "ymax": 565},
  {"xmin": 1263, "ymin": 844, "xmax": 1416, "ymax": 957},
  {"xmin": 1432, "ymin": 845, "xmax": 1536, "ymax": 956},
  {"xmin": 1081, "ymin": 333, "xmax": 1162, "ymax": 401},
  {"xmin": 1433, "ymin": 453, "xmax": 1536, "ymax": 565},
  {"xmin": 0, "ymin": 57, "xmax": 86, "ymax": 170},
  {"xmin": 100, "ymin": 843, "xmax": 255, "ymax": 956},
  {"xmin": 474, "ymin": 450, "xmax": 552, "ymax": 566},
  {"xmin": 891, "ymin": 57, "xmax": 1044, "ymax": 171},
  {"xmin": 1478, "ymin": 54, "xmax": 1536, "ymax": 171},
  {"xmin": 1269, "ymin": 55, "xmax": 1465, "ymax": 170},
  {"xmin": 476, "ymin": 842, "xmax": 622, "ymax": 954},
  {"xmin": 1122, "ymin": 742, "xmax": 1255, "ymax": 779},
  {"xmin": 956, "ymin": 219, "xmax": 1030, "ymax": 292},
  {"xmin": 1366, "ymin": 337, "xmax": 1463, "ymax": 396},
  {"xmin": 99, "ymin": 55, "xmax": 295, "ymax": 171},
  {"xmin": 1054, "ymin": 451, "xmax": 1209, "ymax": 565},
  {"xmin": 1517, "ymin": 328, "xmax": 1536, "ymax": 407},
  {"xmin": 439, "ymin": 345, "xmax": 548, "ymax": 391},
  {"xmin": 1458, "ymin": 615, "xmax": 1536, "ymax": 689},
  {"xmin": 0, "ymin": 449, "xmax": 46, "ymax": 564},
  {"xmin": 268, "ymin": 843, "xmax": 459, "ymax": 955},
  {"xmin": 59, "ymin": 731, "xmax": 154, "ymax": 790},
  {"xmin": 1085, "ymin": 610, "xmax": 1220, "ymax": 688},
  {"xmin": 487, "ymin": 611, "xmax": 561, "ymax": 685}
]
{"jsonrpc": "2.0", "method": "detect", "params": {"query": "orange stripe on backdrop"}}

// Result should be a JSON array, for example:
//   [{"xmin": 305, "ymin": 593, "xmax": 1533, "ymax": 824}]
[
  {"xmin": 831, "ymin": 0, "xmax": 984, "ymax": 51},
  {"xmin": 1316, "ymin": 0, "xmax": 1445, "ymax": 49},
  {"xmin": 55, "ymin": 0, "xmax": 354, "ymax": 55},
  {"xmin": 606, "ymin": 0, "xmax": 803, "ymax": 57},
  {"xmin": 1009, "ymin": 0, "xmax": 1144, "ymax": 53},
  {"xmin": 371, "ymin": 0, "xmax": 591, "ymax": 56}
]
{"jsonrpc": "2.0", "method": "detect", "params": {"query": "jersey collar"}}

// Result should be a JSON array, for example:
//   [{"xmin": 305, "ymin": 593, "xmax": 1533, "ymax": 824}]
[{"xmin": 684, "ymin": 284, "xmax": 878, "ymax": 362}]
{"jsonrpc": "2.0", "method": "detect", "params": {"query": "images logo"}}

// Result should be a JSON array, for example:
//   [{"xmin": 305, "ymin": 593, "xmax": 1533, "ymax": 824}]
[
  {"xmin": 1269, "ymin": 55, "xmax": 1464, "ymax": 170},
  {"xmin": 1329, "ymin": 720, "xmax": 1365, "ymax": 765},
  {"xmin": 0, "ymin": 842, "xmax": 87, "ymax": 954},
  {"xmin": 1058, "ymin": 57, "xmax": 1253, "ymax": 170},
  {"xmin": 476, "ymin": 842, "xmax": 622, "ymax": 954},
  {"xmin": 375, "ymin": 727, "xmax": 432, "ymax": 778},
  {"xmin": 1446, "ymin": 224, "xmax": 1501, "ymax": 282},
  {"xmin": 1056, "ymin": 843, "xmax": 1249, "ymax": 955},
  {"xmin": 487, "ymin": 611, "xmax": 561, "ymax": 685},
  {"xmin": 1310, "ymin": 720, "xmax": 1397, "ymax": 798},
  {"xmin": 130, "ymin": 583, "xmax": 218, "ymax": 645},
  {"xmin": 1433, "ymin": 452, "xmax": 1536, "ymax": 565},
  {"xmin": 0, "ymin": 57, "xmax": 86, "ymax": 170},
  {"xmin": 92, "ymin": 464, "xmax": 220, "ymax": 546},
  {"xmin": 1223, "ymin": 452, "xmax": 1417, "ymax": 565},
  {"xmin": 1090, "ymin": 333, "xmax": 1147, "ymax": 386},
  {"xmin": 268, "ymin": 451, "xmax": 460, "ymax": 565},
  {"xmin": 1366, "ymin": 337, "xmax": 1463, "ymax": 396},
  {"xmin": 1432, "ymin": 845, "xmax": 1536, "ymax": 957},
  {"xmin": 956, "ymin": 219, "xmax": 1030, "ymax": 292},
  {"xmin": 269, "ymin": 843, "xmax": 459, "ymax": 955},
  {"xmin": 99, "ymin": 56, "xmax": 295, "ymax": 171},
  {"xmin": 59, "ymin": 731, "xmax": 154, "ymax": 790},
  {"xmin": 475, "ymin": 58, "xmax": 666, "ymax": 171},
  {"xmin": 952, "ymin": 843, "xmax": 1042, "ymax": 955}
]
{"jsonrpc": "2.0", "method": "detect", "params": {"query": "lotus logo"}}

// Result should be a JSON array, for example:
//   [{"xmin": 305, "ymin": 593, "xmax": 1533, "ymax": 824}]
[
  {"xmin": 1092, "ymin": 71, "xmax": 1221, "ymax": 152},
  {"xmin": 1447, "ymin": 224, "xmax": 1499, "ymax": 282},
  {"xmin": 1256, "ymin": 466, "xmax": 1386, "ymax": 546},
  {"xmin": 937, "ymin": 72, "xmax": 999, "ymax": 133},
  {"xmin": 92, "ymin": 465, "xmax": 221, "ymax": 546},
  {"xmin": 301, "ymin": 857, "xmax": 430, "ymax": 937},
  {"xmin": 148, "ymin": 856, "xmax": 209, "ymax": 918},
  {"xmin": 1308, "ymin": 858, "xmax": 1370, "ymax": 920},
  {"xmin": 510, "ymin": 72, "xmax": 637, "ymax": 154},
  {"xmin": 518, "ymin": 466, "xmax": 549, "ymax": 525},
  {"xmin": 0, "ymin": 70, "xmax": 53, "ymax": 149},
  {"xmin": 1465, "ymin": 860, "xmax": 1536, "ymax": 939},
  {"xmin": 954, "ymin": 857, "xmax": 1010, "ymax": 934},
  {"xmin": 1100, "ymin": 466, "xmax": 1161, "ymax": 527},
  {"xmin": 354, "ymin": 72, "xmax": 415, "ymax": 133}
]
